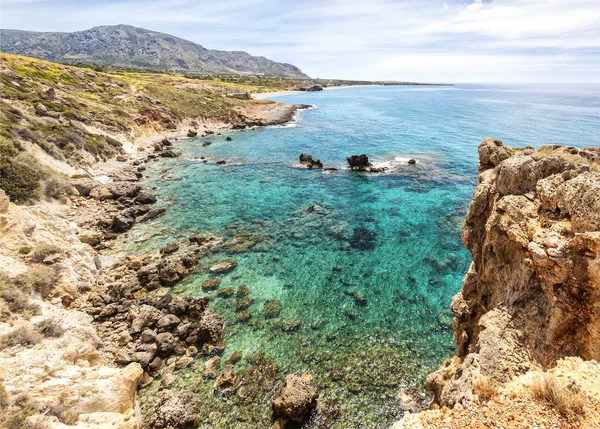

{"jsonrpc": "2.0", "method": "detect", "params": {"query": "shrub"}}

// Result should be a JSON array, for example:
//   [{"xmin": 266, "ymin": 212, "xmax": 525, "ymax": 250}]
[
  {"xmin": 43, "ymin": 176, "xmax": 75, "ymax": 202},
  {"xmin": 0, "ymin": 326, "xmax": 42, "ymax": 350},
  {"xmin": 35, "ymin": 318, "xmax": 64, "ymax": 338},
  {"xmin": 18, "ymin": 246, "xmax": 31, "ymax": 255},
  {"xmin": 31, "ymin": 244, "xmax": 61, "ymax": 263},
  {"xmin": 474, "ymin": 376, "xmax": 498, "ymax": 402},
  {"xmin": 0, "ymin": 382, "xmax": 7, "ymax": 407},
  {"xmin": 18, "ymin": 264, "xmax": 58, "ymax": 297},
  {"xmin": 0, "ymin": 393, "xmax": 40, "ymax": 429},
  {"xmin": 531, "ymin": 373, "xmax": 585, "ymax": 419},
  {"xmin": 0, "ymin": 154, "xmax": 42, "ymax": 203},
  {"xmin": 0, "ymin": 274, "xmax": 40, "ymax": 316}
]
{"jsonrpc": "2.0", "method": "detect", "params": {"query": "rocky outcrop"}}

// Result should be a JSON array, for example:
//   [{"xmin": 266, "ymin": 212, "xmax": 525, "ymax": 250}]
[
  {"xmin": 347, "ymin": 154, "xmax": 387, "ymax": 173},
  {"xmin": 272, "ymin": 373, "xmax": 318, "ymax": 423},
  {"xmin": 78, "ymin": 239, "xmax": 226, "ymax": 372},
  {"xmin": 299, "ymin": 154, "xmax": 323, "ymax": 169},
  {"xmin": 425, "ymin": 139, "xmax": 600, "ymax": 407}
]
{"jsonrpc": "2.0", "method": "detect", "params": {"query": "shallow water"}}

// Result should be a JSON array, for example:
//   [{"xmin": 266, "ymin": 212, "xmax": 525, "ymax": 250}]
[{"xmin": 131, "ymin": 84, "xmax": 600, "ymax": 428}]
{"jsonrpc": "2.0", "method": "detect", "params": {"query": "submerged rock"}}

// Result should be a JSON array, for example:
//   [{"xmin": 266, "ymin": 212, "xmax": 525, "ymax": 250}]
[
  {"xmin": 214, "ymin": 364, "xmax": 237, "ymax": 393},
  {"xmin": 264, "ymin": 299, "xmax": 282, "ymax": 319},
  {"xmin": 272, "ymin": 373, "xmax": 318, "ymax": 422},
  {"xmin": 149, "ymin": 390, "xmax": 200, "ymax": 429},
  {"xmin": 349, "ymin": 226, "xmax": 377, "ymax": 250},
  {"xmin": 209, "ymin": 259, "xmax": 238, "ymax": 274},
  {"xmin": 202, "ymin": 277, "xmax": 222, "ymax": 291}
]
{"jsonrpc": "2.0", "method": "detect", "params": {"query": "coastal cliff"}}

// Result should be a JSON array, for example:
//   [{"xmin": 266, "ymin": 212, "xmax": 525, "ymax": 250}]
[{"xmin": 393, "ymin": 139, "xmax": 600, "ymax": 428}]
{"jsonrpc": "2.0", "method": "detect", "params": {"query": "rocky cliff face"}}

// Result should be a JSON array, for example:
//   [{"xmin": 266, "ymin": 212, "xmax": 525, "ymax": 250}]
[
  {"xmin": 427, "ymin": 138, "xmax": 600, "ymax": 406},
  {"xmin": 0, "ymin": 25, "xmax": 310, "ymax": 78}
]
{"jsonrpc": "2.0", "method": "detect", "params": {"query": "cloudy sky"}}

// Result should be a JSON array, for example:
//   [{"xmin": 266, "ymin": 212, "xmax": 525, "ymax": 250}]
[{"xmin": 3, "ymin": 0, "xmax": 600, "ymax": 82}]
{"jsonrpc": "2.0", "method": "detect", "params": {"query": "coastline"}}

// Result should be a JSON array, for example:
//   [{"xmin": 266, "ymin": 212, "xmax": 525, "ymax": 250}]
[
  {"xmin": 0, "ymin": 86, "xmax": 308, "ymax": 428},
  {"xmin": 253, "ymin": 84, "xmax": 382, "ymax": 100}
]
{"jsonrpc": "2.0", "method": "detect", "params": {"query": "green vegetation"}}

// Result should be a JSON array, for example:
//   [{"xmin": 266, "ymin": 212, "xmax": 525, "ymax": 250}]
[
  {"xmin": 35, "ymin": 317, "xmax": 65, "ymax": 338},
  {"xmin": 0, "ymin": 393, "xmax": 40, "ymax": 429},
  {"xmin": 18, "ymin": 246, "xmax": 31, "ymax": 255},
  {"xmin": 0, "ymin": 326, "xmax": 42, "ymax": 350}
]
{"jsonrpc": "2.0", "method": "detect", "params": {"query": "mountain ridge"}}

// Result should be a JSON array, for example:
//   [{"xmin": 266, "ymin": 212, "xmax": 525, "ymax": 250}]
[{"xmin": 0, "ymin": 24, "xmax": 310, "ymax": 78}]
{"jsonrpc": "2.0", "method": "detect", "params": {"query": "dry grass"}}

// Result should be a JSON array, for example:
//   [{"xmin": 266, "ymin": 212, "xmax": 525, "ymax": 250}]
[
  {"xmin": 474, "ymin": 376, "xmax": 499, "ymax": 402},
  {"xmin": 530, "ymin": 373, "xmax": 585, "ymax": 419}
]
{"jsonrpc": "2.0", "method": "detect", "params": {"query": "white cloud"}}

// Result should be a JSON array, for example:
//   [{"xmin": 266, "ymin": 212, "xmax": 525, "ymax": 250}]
[{"xmin": 2, "ymin": 0, "xmax": 600, "ymax": 82}]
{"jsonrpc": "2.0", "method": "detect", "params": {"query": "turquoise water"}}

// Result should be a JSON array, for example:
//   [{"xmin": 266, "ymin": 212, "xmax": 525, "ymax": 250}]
[{"xmin": 133, "ymin": 84, "xmax": 600, "ymax": 427}]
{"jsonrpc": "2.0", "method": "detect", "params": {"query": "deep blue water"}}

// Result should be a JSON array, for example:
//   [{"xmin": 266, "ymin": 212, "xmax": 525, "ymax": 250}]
[{"xmin": 132, "ymin": 84, "xmax": 600, "ymax": 427}]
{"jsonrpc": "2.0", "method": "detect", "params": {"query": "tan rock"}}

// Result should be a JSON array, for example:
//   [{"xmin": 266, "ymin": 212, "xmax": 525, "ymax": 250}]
[
  {"xmin": 272, "ymin": 373, "xmax": 318, "ymax": 422},
  {"xmin": 0, "ymin": 189, "xmax": 9, "ymax": 213}
]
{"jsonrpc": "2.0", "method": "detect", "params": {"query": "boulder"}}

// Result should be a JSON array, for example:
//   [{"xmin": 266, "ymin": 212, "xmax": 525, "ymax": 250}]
[
  {"xmin": 107, "ymin": 182, "xmax": 142, "ymax": 199},
  {"xmin": 71, "ymin": 178, "xmax": 99, "ymax": 197},
  {"xmin": 130, "ymin": 305, "xmax": 163, "ymax": 334},
  {"xmin": 478, "ymin": 137, "xmax": 511, "ymax": 167},
  {"xmin": 209, "ymin": 259, "xmax": 238, "ymax": 274},
  {"xmin": 299, "ymin": 154, "xmax": 313, "ymax": 163},
  {"xmin": 148, "ymin": 390, "xmax": 200, "ymax": 429},
  {"xmin": 142, "ymin": 208, "xmax": 166, "ymax": 222},
  {"xmin": 347, "ymin": 154, "xmax": 371, "ymax": 170},
  {"xmin": 203, "ymin": 356, "xmax": 221, "ymax": 379},
  {"xmin": 408, "ymin": 159, "xmax": 417, "ymax": 164},
  {"xmin": 78, "ymin": 229, "xmax": 103, "ymax": 246},
  {"xmin": 202, "ymin": 277, "xmax": 222, "ymax": 291},
  {"xmin": 272, "ymin": 373, "xmax": 318, "ymax": 422},
  {"xmin": 136, "ymin": 191, "xmax": 157, "ymax": 204},
  {"xmin": 226, "ymin": 137, "xmax": 232, "ymax": 141},
  {"xmin": 197, "ymin": 313, "xmax": 225, "ymax": 344},
  {"xmin": 157, "ymin": 314, "xmax": 181, "ymax": 331},
  {"xmin": 158, "ymin": 256, "xmax": 187, "ymax": 285},
  {"xmin": 214, "ymin": 364, "xmax": 236, "ymax": 392},
  {"xmin": 89, "ymin": 185, "xmax": 112, "ymax": 201},
  {"xmin": 41, "ymin": 87, "xmax": 56, "ymax": 100},
  {"xmin": 202, "ymin": 142, "xmax": 212, "ymax": 147},
  {"xmin": 160, "ymin": 150, "xmax": 178, "ymax": 158},
  {"xmin": 187, "ymin": 130, "xmax": 198, "ymax": 137},
  {"xmin": 160, "ymin": 242, "xmax": 180, "ymax": 255},
  {"xmin": 35, "ymin": 103, "xmax": 48, "ymax": 116},
  {"xmin": 111, "ymin": 214, "xmax": 135, "ymax": 232},
  {"xmin": 156, "ymin": 332, "xmax": 178, "ymax": 355}
]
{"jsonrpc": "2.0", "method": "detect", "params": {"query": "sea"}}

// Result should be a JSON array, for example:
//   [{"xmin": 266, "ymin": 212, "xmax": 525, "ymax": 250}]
[{"xmin": 130, "ymin": 83, "xmax": 600, "ymax": 428}]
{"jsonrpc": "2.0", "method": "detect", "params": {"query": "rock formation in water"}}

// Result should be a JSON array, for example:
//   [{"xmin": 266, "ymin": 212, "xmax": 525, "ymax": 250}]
[{"xmin": 392, "ymin": 138, "xmax": 600, "ymax": 427}]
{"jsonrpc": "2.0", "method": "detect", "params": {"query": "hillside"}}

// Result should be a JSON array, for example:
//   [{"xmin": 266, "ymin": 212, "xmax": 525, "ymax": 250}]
[
  {"xmin": 0, "ymin": 53, "xmax": 304, "ymax": 205},
  {"xmin": 0, "ymin": 25, "xmax": 310, "ymax": 78}
]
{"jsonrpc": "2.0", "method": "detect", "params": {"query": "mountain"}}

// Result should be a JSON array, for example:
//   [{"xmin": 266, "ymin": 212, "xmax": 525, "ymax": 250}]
[{"xmin": 0, "ymin": 25, "xmax": 310, "ymax": 78}]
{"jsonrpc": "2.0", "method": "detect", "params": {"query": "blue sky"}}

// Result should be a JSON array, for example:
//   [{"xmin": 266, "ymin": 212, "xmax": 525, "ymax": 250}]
[{"xmin": 3, "ymin": 0, "xmax": 600, "ymax": 82}]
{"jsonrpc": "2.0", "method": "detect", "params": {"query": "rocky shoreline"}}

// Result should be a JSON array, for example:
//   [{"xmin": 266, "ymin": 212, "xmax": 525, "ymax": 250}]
[
  {"xmin": 391, "ymin": 139, "xmax": 600, "ymax": 428},
  {"xmin": 0, "ymin": 99, "xmax": 317, "ymax": 429}
]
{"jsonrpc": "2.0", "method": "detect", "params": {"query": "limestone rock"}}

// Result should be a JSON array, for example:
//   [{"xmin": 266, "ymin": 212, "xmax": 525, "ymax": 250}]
[
  {"xmin": 214, "ymin": 364, "xmax": 236, "ymax": 392},
  {"xmin": 272, "ymin": 373, "xmax": 318, "ymax": 422},
  {"xmin": 71, "ymin": 178, "xmax": 100, "ymax": 197},
  {"xmin": 426, "ymin": 139, "xmax": 600, "ymax": 409},
  {"xmin": 209, "ymin": 259, "xmax": 238, "ymax": 274},
  {"xmin": 556, "ymin": 171, "xmax": 600, "ymax": 232},
  {"xmin": 149, "ymin": 390, "xmax": 200, "ymax": 429},
  {"xmin": 478, "ymin": 137, "xmax": 511, "ymax": 167},
  {"xmin": 0, "ymin": 189, "xmax": 10, "ymax": 213}
]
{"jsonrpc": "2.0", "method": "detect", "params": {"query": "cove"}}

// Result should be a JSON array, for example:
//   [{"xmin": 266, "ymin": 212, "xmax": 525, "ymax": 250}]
[{"xmin": 127, "ymin": 84, "xmax": 600, "ymax": 428}]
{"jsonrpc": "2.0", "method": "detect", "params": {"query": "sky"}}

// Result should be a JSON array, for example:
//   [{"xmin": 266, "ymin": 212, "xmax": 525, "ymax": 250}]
[{"xmin": 3, "ymin": 0, "xmax": 600, "ymax": 82}]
